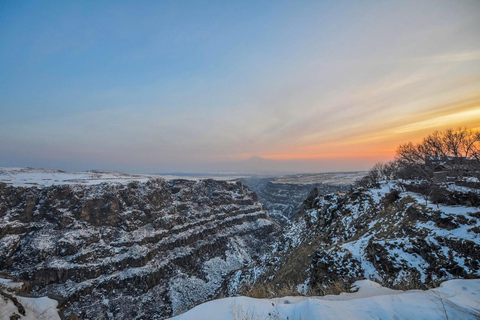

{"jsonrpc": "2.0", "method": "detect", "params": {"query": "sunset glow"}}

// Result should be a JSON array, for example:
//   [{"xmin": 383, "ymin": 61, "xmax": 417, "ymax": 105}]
[{"xmin": 1, "ymin": 1, "xmax": 479, "ymax": 173}]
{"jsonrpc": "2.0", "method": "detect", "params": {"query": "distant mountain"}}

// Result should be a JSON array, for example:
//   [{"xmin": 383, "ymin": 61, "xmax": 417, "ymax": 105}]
[
  {"xmin": 243, "ymin": 155, "xmax": 270, "ymax": 163},
  {"xmin": 206, "ymin": 155, "xmax": 289, "ymax": 174},
  {"xmin": 237, "ymin": 156, "xmax": 282, "ymax": 173}
]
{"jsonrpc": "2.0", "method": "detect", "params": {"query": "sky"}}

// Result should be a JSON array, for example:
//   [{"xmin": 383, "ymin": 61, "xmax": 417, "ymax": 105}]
[{"xmin": 1, "ymin": 0, "xmax": 480, "ymax": 173}]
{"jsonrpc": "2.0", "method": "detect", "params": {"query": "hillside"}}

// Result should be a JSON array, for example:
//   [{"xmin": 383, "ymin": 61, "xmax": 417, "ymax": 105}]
[{"xmin": 243, "ymin": 178, "xmax": 480, "ymax": 296}]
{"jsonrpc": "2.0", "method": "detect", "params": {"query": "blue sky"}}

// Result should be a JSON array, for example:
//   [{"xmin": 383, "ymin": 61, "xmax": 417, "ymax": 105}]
[{"xmin": 1, "ymin": 1, "xmax": 480, "ymax": 172}]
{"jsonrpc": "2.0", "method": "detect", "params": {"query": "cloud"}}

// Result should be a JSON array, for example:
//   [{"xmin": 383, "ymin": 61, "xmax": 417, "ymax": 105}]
[{"xmin": 412, "ymin": 51, "xmax": 480, "ymax": 64}]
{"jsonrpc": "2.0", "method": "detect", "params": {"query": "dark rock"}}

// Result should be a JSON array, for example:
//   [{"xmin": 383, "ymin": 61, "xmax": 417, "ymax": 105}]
[{"xmin": 0, "ymin": 178, "xmax": 277, "ymax": 319}]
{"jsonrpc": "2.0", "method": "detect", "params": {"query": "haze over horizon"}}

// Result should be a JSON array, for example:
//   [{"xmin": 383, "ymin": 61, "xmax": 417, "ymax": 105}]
[{"xmin": 1, "ymin": 1, "xmax": 480, "ymax": 173}]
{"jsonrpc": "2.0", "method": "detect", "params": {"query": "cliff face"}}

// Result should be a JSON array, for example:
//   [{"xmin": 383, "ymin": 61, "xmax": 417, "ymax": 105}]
[
  {"xmin": 253, "ymin": 182, "xmax": 480, "ymax": 293},
  {"xmin": 305, "ymin": 185, "xmax": 480, "ymax": 290},
  {"xmin": 0, "ymin": 178, "xmax": 277, "ymax": 319}
]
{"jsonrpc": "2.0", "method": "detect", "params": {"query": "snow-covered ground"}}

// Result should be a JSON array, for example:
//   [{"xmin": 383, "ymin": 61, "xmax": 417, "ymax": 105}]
[
  {"xmin": 169, "ymin": 279, "xmax": 480, "ymax": 320},
  {"xmin": 0, "ymin": 295, "xmax": 61, "ymax": 320},
  {"xmin": 231, "ymin": 178, "xmax": 480, "ymax": 319},
  {"xmin": 0, "ymin": 167, "xmax": 247, "ymax": 187},
  {"xmin": 0, "ymin": 278, "xmax": 23, "ymax": 290},
  {"xmin": 0, "ymin": 277, "xmax": 60, "ymax": 320},
  {"xmin": 0, "ymin": 167, "xmax": 152, "ymax": 187},
  {"xmin": 0, "ymin": 167, "xmax": 366, "ymax": 187},
  {"xmin": 332, "ymin": 181, "xmax": 480, "ymax": 283}
]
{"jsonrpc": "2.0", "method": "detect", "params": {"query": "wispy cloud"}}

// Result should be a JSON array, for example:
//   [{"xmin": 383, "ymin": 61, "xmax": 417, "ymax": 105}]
[
  {"xmin": 1, "ymin": 0, "xmax": 480, "ymax": 172},
  {"xmin": 409, "ymin": 51, "xmax": 480, "ymax": 64}
]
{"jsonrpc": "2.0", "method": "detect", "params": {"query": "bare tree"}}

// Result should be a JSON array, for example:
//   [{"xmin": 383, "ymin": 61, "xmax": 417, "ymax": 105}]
[{"xmin": 396, "ymin": 127, "xmax": 480, "ymax": 180}]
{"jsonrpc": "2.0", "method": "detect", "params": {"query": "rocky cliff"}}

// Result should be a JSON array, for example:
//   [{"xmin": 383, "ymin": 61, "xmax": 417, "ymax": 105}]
[
  {"xmin": 249, "ymin": 181, "xmax": 480, "ymax": 294},
  {"xmin": 0, "ymin": 177, "xmax": 277, "ymax": 319}
]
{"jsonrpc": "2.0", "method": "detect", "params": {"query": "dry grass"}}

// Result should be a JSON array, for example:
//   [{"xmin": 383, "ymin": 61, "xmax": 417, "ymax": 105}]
[
  {"xmin": 242, "ymin": 279, "xmax": 351, "ymax": 299},
  {"xmin": 308, "ymin": 280, "xmax": 352, "ymax": 296},
  {"xmin": 240, "ymin": 281, "xmax": 302, "ymax": 299},
  {"xmin": 378, "ymin": 273, "xmax": 443, "ymax": 291}
]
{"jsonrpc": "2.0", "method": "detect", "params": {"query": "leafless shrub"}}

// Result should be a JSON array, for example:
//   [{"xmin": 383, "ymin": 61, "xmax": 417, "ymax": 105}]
[
  {"xmin": 308, "ymin": 279, "xmax": 352, "ymax": 296},
  {"xmin": 241, "ymin": 281, "xmax": 302, "ymax": 299}
]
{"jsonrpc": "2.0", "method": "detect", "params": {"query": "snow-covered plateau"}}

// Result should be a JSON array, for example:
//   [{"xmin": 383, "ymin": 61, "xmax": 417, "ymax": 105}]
[
  {"xmin": 0, "ymin": 167, "xmax": 153, "ymax": 187},
  {"xmin": 0, "ymin": 167, "xmax": 248, "ymax": 188}
]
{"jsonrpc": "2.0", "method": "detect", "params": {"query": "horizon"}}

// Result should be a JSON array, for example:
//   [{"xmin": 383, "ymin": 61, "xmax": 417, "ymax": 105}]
[
  {"xmin": 0, "ymin": 155, "xmax": 370, "ymax": 176},
  {"xmin": 1, "ymin": 1, "xmax": 480, "ymax": 173}
]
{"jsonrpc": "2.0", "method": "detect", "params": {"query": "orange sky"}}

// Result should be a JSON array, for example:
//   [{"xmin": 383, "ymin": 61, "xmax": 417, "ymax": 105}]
[{"xmin": 260, "ymin": 96, "xmax": 480, "ymax": 165}]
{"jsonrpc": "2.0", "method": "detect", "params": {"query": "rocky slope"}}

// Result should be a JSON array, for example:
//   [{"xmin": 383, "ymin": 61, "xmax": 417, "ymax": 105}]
[
  {"xmin": 0, "ymin": 173, "xmax": 277, "ymax": 319},
  {"xmin": 240, "ymin": 175, "xmax": 353, "ymax": 222},
  {"xmin": 247, "ymin": 180, "xmax": 480, "ymax": 294}
]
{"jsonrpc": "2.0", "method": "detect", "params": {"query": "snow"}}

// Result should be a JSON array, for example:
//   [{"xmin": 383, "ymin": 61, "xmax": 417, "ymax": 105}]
[
  {"xmin": 368, "ymin": 182, "xmax": 394, "ymax": 203},
  {"xmin": 368, "ymin": 180, "xmax": 479, "ymax": 217},
  {"xmin": 247, "ymin": 179, "xmax": 480, "ymax": 317},
  {"xmin": 405, "ymin": 191, "xmax": 479, "ymax": 216},
  {"xmin": 417, "ymin": 220, "xmax": 479, "ymax": 242},
  {"xmin": 0, "ymin": 167, "xmax": 152, "ymax": 187},
  {"xmin": 341, "ymin": 238, "xmax": 380, "ymax": 281},
  {"xmin": 0, "ymin": 278, "xmax": 23, "ymax": 290},
  {"xmin": 16, "ymin": 296, "xmax": 61, "ymax": 320},
  {"xmin": 0, "ymin": 278, "xmax": 60, "ymax": 320},
  {"xmin": 169, "ymin": 279, "xmax": 480, "ymax": 320}
]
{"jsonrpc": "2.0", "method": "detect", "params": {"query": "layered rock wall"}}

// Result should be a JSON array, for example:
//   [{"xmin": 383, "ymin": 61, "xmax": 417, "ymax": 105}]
[{"xmin": 0, "ymin": 179, "xmax": 276, "ymax": 319}]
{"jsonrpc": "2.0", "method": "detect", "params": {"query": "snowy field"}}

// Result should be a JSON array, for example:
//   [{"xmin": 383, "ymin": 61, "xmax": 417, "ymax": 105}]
[
  {"xmin": 0, "ymin": 167, "xmax": 152, "ymax": 187},
  {"xmin": 0, "ymin": 167, "xmax": 249, "ymax": 187},
  {"xmin": 0, "ymin": 167, "xmax": 366, "ymax": 187},
  {"xmin": 170, "ymin": 279, "xmax": 480, "ymax": 320}
]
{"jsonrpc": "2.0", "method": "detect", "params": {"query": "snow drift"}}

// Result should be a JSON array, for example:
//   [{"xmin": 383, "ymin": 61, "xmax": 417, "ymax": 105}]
[{"xmin": 170, "ymin": 279, "xmax": 480, "ymax": 320}]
